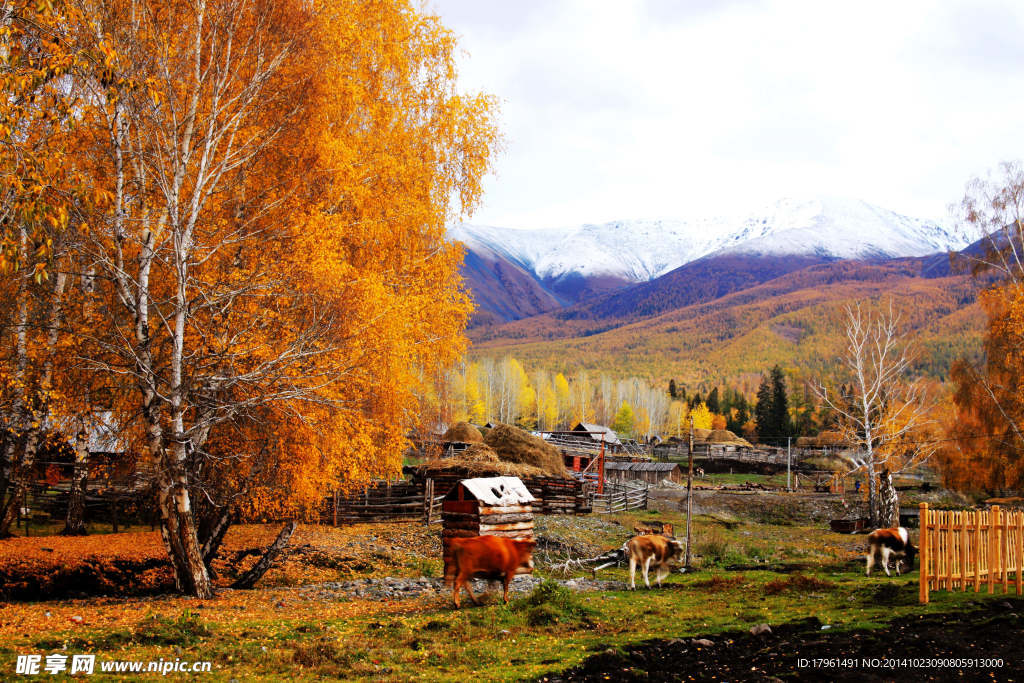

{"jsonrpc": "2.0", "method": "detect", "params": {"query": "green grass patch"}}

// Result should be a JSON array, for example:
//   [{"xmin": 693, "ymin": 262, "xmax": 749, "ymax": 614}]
[{"xmin": 514, "ymin": 579, "xmax": 594, "ymax": 627}]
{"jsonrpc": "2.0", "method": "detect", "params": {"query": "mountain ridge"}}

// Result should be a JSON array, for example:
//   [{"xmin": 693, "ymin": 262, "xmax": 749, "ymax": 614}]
[{"xmin": 453, "ymin": 197, "xmax": 971, "ymax": 325}]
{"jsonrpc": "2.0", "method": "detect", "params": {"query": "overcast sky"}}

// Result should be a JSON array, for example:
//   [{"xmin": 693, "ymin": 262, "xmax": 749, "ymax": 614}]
[{"xmin": 427, "ymin": 0, "xmax": 1024, "ymax": 229}]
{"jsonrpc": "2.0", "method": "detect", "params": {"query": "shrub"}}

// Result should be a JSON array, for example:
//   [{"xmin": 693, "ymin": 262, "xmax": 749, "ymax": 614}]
[
  {"xmin": 695, "ymin": 532, "xmax": 730, "ymax": 564},
  {"xmin": 518, "ymin": 580, "xmax": 577, "ymax": 610},
  {"xmin": 525, "ymin": 604, "xmax": 563, "ymax": 626},
  {"xmin": 743, "ymin": 544, "xmax": 773, "ymax": 562},
  {"xmin": 514, "ymin": 580, "xmax": 592, "ymax": 626},
  {"xmin": 695, "ymin": 531, "xmax": 745, "ymax": 566}
]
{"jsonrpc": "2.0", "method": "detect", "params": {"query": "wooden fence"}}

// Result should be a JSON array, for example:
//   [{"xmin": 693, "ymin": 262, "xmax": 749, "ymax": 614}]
[
  {"xmin": 919, "ymin": 503, "xmax": 1024, "ymax": 604},
  {"xmin": 592, "ymin": 481, "xmax": 648, "ymax": 514},
  {"xmin": 324, "ymin": 481, "xmax": 441, "ymax": 525},
  {"xmin": 324, "ymin": 475, "xmax": 590, "ymax": 525}
]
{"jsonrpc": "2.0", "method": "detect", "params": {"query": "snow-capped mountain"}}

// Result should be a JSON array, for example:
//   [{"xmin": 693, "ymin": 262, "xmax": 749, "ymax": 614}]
[{"xmin": 450, "ymin": 197, "xmax": 972, "ymax": 285}]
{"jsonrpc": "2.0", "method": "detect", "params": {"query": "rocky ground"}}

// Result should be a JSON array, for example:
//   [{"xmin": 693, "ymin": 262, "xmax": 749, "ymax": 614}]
[
  {"xmin": 290, "ymin": 575, "xmax": 629, "ymax": 602},
  {"xmin": 650, "ymin": 488, "xmax": 860, "ymax": 526}
]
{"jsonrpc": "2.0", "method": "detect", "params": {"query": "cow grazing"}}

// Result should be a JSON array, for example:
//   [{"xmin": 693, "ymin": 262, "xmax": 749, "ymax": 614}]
[
  {"xmin": 865, "ymin": 527, "xmax": 916, "ymax": 577},
  {"xmin": 625, "ymin": 534, "xmax": 684, "ymax": 589},
  {"xmin": 633, "ymin": 521, "xmax": 674, "ymax": 537},
  {"xmin": 448, "ymin": 535, "xmax": 536, "ymax": 608}
]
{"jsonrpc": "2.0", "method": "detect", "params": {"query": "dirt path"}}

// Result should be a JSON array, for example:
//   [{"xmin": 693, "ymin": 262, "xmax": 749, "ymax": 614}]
[{"xmin": 539, "ymin": 597, "xmax": 1024, "ymax": 682}]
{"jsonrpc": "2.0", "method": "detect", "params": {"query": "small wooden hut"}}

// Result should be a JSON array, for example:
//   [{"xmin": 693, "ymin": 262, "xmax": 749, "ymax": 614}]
[
  {"xmin": 441, "ymin": 476, "xmax": 536, "ymax": 578},
  {"xmin": 570, "ymin": 422, "xmax": 622, "ymax": 447},
  {"xmin": 604, "ymin": 461, "xmax": 684, "ymax": 485}
]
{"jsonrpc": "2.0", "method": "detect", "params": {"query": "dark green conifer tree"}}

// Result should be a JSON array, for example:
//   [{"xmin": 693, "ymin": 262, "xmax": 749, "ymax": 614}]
[
  {"xmin": 755, "ymin": 375, "xmax": 772, "ymax": 441},
  {"xmin": 770, "ymin": 365, "xmax": 791, "ymax": 439}
]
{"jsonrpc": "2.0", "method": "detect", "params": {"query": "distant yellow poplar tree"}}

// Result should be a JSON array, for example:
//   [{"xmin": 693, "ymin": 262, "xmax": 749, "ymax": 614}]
[
  {"xmin": 554, "ymin": 373, "xmax": 571, "ymax": 425},
  {"xmin": 690, "ymin": 403, "xmax": 714, "ymax": 431},
  {"xmin": 611, "ymin": 401, "xmax": 635, "ymax": 437}
]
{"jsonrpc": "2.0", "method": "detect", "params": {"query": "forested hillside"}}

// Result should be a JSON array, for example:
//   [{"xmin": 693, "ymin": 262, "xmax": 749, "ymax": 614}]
[{"xmin": 469, "ymin": 257, "xmax": 984, "ymax": 386}]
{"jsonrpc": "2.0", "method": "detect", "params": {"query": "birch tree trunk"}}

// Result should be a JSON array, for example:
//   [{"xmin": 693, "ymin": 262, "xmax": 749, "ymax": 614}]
[
  {"xmin": 0, "ymin": 230, "xmax": 31, "ymax": 537},
  {"xmin": 61, "ymin": 425, "xmax": 89, "ymax": 535},
  {"xmin": 814, "ymin": 302, "xmax": 934, "ymax": 529}
]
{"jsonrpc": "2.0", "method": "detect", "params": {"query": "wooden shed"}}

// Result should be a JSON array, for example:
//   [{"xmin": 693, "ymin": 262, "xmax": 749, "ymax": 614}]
[
  {"xmin": 570, "ymin": 422, "xmax": 622, "ymax": 446},
  {"xmin": 604, "ymin": 461, "xmax": 684, "ymax": 485},
  {"xmin": 441, "ymin": 476, "xmax": 536, "ymax": 578}
]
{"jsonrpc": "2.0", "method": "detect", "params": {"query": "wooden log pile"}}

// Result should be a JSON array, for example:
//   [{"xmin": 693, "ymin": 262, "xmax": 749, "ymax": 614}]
[{"xmin": 441, "ymin": 503, "xmax": 534, "ymax": 540}]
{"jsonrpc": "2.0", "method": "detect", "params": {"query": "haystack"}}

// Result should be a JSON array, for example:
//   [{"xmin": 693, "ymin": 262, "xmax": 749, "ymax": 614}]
[
  {"xmin": 483, "ymin": 423, "xmax": 567, "ymax": 478},
  {"xmin": 421, "ymin": 443, "xmax": 546, "ymax": 478},
  {"xmin": 691, "ymin": 428, "xmax": 713, "ymax": 442},
  {"xmin": 442, "ymin": 421, "xmax": 484, "ymax": 444},
  {"xmin": 704, "ymin": 429, "xmax": 753, "ymax": 448},
  {"xmin": 816, "ymin": 430, "xmax": 846, "ymax": 446},
  {"xmin": 707, "ymin": 429, "xmax": 737, "ymax": 443}
]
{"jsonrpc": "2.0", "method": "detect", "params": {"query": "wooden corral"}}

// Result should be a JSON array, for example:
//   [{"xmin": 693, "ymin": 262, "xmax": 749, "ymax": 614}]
[
  {"xmin": 604, "ymin": 461, "xmax": 684, "ymax": 485},
  {"xmin": 441, "ymin": 477, "xmax": 536, "ymax": 578}
]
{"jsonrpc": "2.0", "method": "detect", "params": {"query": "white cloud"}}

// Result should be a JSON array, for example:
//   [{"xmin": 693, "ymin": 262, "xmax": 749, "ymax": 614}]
[{"xmin": 428, "ymin": 0, "xmax": 1024, "ymax": 228}]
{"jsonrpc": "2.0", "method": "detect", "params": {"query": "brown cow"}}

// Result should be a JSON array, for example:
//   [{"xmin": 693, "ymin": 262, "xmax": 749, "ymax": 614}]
[
  {"xmin": 448, "ymin": 535, "xmax": 536, "ymax": 608},
  {"xmin": 865, "ymin": 526, "xmax": 916, "ymax": 577},
  {"xmin": 626, "ymin": 534, "xmax": 684, "ymax": 589}
]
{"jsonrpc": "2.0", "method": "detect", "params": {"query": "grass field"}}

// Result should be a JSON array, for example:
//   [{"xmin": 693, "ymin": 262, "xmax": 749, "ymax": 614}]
[{"xmin": 0, "ymin": 503, "xmax": 1018, "ymax": 681}]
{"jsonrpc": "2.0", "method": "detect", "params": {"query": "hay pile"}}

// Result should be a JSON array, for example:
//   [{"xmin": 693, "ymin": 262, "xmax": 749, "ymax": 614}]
[
  {"xmin": 707, "ymin": 429, "xmax": 736, "ymax": 443},
  {"xmin": 419, "ymin": 423, "xmax": 567, "ymax": 479},
  {"xmin": 483, "ymin": 423, "xmax": 567, "ymax": 478},
  {"xmin": 796, "ymin": 430, "xmax": 848, "ymax": 448},
  {"xmin": 691, "ymin": 428, "xmax": 713, "ymax": 442},
  {"xmin": 421, "ymin": 443, "xmax": 547, "ymax": 478},
  {"xmin": 816, "ymin": 430, "xmax": 846, "ymax": 446},
  {"xmin": 705, "ymin": 429, "xmax": 753, "ymax": 448},
  {"xmin": 442, "ymin": 421, "xmax": 484, "ymax": 444}
]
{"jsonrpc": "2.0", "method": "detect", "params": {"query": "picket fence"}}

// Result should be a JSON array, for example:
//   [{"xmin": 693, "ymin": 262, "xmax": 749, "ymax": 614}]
[{"xmin": 919, "ymin": 502, "xmax": 1024, "ymax": 604}]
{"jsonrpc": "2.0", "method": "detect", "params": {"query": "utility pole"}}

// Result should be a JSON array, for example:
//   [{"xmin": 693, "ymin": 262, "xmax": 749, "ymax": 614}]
[
  {"xmin": 787, "ymin": 436, "xmax": 792, "ymax": 492},
  {"xmin": 685, "ymin": 415, "xmax": 694, "ymax": 569}
]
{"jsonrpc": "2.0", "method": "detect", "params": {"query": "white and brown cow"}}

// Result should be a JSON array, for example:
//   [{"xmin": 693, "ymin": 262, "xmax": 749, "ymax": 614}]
[
  {"xmin": 626, "ymin": 534, "xmax": 684, "ymax": 589},
  {"xmin": 865, "ymin": 526, "xmax": 916, "ymax": 577}
]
